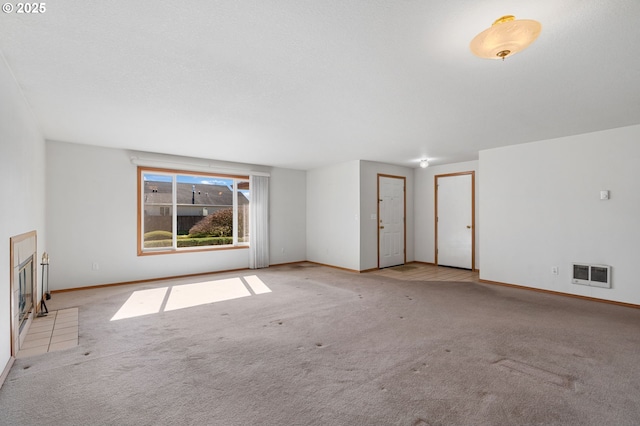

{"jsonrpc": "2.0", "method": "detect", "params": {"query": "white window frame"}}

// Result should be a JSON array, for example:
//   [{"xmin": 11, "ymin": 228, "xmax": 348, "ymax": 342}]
[{"xmin": 138, "ymin": 166, "xmax": 250, "ymax": 255}]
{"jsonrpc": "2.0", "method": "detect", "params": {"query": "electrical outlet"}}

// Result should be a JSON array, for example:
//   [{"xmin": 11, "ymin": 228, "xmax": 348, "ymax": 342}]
[
  {"xmin": 551, "ymin": 266, "xmax": 559, "ymax": 275},
  {"xmin": 92, "ymin": 262, "xmax": 99, "ymax": 271}
]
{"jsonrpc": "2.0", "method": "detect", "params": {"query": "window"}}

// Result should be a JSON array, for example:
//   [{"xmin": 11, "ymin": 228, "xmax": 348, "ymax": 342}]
[{"xmin": 138, "ymin": 167, "xmax": 250, "ymax": 255}]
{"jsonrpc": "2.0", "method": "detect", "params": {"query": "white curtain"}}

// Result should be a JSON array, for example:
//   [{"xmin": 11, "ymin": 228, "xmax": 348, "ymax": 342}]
[{"xmin": 249, "ymin": 175, "xmax": 269, "ymax": 269}]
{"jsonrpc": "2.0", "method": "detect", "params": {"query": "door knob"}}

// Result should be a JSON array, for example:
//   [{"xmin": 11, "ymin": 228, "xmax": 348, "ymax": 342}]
[
  {"xmin": 466, "ymin": 225, "xmax": 471, "ymax": 229},
  {"xmin": 380, "ymin": 226, "xmax": 384, "ymax": 229}
]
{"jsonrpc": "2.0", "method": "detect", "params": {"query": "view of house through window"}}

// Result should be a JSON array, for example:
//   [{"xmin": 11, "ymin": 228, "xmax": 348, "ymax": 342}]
[{"xmin": 139, "ymin": 168, "xmax": 250, "ymax": 253}]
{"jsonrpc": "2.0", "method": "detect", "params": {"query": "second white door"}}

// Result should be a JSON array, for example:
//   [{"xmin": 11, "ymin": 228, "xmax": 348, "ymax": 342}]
[
  {"xmin": 436, "ymin": 173, "xmax": 474, "ymax": 270},
  {"xmin": 379, "ymin": 175, "xmax": 405, "ymax": 268}
]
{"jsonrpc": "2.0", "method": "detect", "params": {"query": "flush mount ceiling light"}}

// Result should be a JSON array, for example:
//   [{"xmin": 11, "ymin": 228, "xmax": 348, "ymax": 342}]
[
  {"xmin": 470, "ymin": 15, "xmax": 542, "ymax": 60},
  {"xmin": 419, "ymin": 159, "xmax": 429, "ymax": 169}
]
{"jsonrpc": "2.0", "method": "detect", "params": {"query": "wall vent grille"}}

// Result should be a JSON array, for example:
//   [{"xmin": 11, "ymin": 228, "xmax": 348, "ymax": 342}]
[{"xmin": 572, "ymin": 263, "xmax": 611, "ymax": 288}]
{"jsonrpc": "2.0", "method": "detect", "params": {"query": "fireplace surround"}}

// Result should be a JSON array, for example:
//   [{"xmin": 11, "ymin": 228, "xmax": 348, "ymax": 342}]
[{"xmin": 9, "ymin": 230, "xmax": 38, "ymax": 355}]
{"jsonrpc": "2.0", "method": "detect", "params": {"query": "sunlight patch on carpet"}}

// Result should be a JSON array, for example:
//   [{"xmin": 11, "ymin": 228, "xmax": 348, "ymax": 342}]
[
  {"xmin": 165, "ymin": 278, "xmax": 250, "ymax": 312},
  {"xmin": 244, "ymin": 275, "xmax": 272, "ymax": 294},
  {"xmin": 111, "ymin": 287, "xmax": 169, "ymax": 320},
  {"xmin": 110, "ymin": 276, "xmax": 272, "ymax": 321}
]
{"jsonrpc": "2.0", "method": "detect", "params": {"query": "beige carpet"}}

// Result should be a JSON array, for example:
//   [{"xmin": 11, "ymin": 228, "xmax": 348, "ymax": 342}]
[{"xmin": 1, "ymin": 263, "xmax": 640, "ymax": 425}]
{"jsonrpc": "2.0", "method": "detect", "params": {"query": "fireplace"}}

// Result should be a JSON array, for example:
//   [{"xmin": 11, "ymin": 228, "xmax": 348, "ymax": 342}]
[
  {"xmin": 10, "ymin": 231, "xmax": 38, "ymax": 355},
  {"xmin": 18, "ymin": 256, "xmax": 34, "ymax": 332}
]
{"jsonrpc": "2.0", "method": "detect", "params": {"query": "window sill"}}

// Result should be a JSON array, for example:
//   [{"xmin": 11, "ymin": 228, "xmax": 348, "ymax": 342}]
[{"xmin": 138, "ymin": 245, "xmax": 249, "ymax": 256}]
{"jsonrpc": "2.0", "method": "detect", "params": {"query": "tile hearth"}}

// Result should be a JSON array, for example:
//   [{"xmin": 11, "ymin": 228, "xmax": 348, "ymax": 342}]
[{"xmin": 17, "ymin": 308, "xmax": 79, "ymax": 358}]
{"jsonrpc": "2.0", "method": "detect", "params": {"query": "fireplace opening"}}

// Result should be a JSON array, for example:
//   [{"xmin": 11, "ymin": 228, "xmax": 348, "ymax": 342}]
[
  {"xmin": 18, "ymin": 255, "xmax": 34, "ymax": 332},
  {"xmin": 10, "ymin": 230, "xmax": 37, "ymax": 356}
]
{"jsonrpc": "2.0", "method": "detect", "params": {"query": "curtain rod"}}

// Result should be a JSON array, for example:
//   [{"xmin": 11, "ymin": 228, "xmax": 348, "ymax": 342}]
[{"xmin": 129, "ymin": 156, "xmax": 270, "ymax": 177}]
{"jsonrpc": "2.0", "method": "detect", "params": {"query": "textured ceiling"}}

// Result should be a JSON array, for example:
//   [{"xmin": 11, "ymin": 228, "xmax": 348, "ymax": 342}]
[{"xmin": 1, "ymin": 0, "xmax": 639, "ymax": 170}]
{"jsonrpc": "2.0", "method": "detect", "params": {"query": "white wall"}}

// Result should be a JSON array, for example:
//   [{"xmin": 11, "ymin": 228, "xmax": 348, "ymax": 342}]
[
  {"xmin": 306, "ymin": 161, "xmax": 360, "ymax": 270},
  {"xmin": 0, "ymin": 56, "xmax": 46, "ymax": 372},
  {"xmin": 45, "ymin": 141, "xmax": 306, "ymax": 289},
  {"xmin": 479, "ymin": 125, "xmax": 640, "ymax": 305},
  {"xmin": 269, "ymin": 167, "xmax": 307, "ymax": 265},
  {"xmin": 359, "ymin": 161, "xmax": 414, "ymax": 271},
  {"xmin": 414, "ymin": 161, "xmax": 479, "ymax": 266}
]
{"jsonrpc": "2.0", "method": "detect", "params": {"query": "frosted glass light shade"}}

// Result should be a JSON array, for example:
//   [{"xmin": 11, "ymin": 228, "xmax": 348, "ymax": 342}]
[{"xmin": 470, "ymin": 15, "xmax": 541, "ymax": 60}]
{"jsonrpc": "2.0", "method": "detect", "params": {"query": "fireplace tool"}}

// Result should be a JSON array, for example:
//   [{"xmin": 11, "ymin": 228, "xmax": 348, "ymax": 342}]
[
  {"xmin": 45, "ymin": 255, "xmax": 51, "ymax": 300},
  {"xmin": 38, "ymin": 252, "xmax": 50, "ymax": 317}
]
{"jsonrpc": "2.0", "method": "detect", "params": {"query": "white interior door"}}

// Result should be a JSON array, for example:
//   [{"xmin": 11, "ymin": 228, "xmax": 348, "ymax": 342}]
[
  {"xmin": 379, "ymin": 176, "xmax": 405, "ymax": 268},
  {"xmin": 436, "ymin": 173, "xmax": 473, "ymax": 269}
]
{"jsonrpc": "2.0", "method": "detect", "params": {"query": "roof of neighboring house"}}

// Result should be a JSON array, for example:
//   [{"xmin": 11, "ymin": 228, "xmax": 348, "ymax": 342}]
[{"xmin": 144, "ymin": 181, "xmax": 248, "ymax": 206}]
